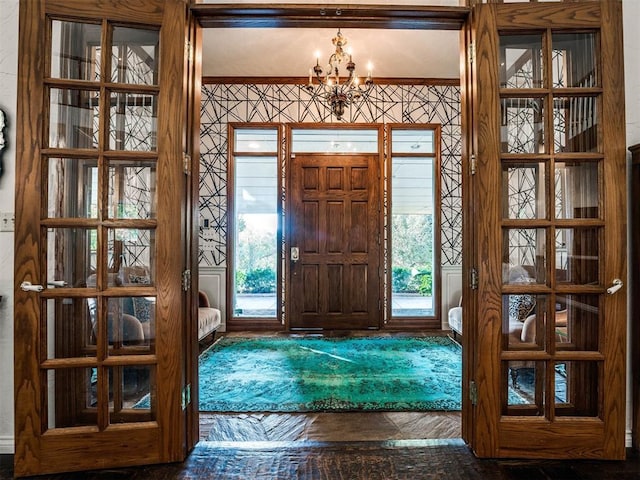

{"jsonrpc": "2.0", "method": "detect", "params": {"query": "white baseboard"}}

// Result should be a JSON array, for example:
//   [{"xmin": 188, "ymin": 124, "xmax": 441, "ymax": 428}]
[{"xmin": 0, "ymin": 435, "xmax": 14, "ymax": 454}]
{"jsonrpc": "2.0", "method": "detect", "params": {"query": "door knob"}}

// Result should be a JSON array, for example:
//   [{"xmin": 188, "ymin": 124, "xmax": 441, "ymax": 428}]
[
  {"xmin": 606, "ymin": 278, "xmax": 623, "ymax": 295},
  {"xmin": 20, "ymin": 281, "xmax": 44, "ymax": 293},
  {"xmin": 291, "ymin": 247, "xmax": 299, "ymax": 262}
]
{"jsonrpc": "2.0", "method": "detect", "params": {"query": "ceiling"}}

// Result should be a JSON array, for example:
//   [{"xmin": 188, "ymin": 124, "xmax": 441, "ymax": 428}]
[{"xmin": 201, "ymin": 27, "xmax": 461, "ymax": 79}]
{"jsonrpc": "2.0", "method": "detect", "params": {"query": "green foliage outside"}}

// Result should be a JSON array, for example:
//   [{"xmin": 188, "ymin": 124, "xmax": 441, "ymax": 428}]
[
  {"xmin": 391, "ymin": 214, "xmax": 433, "ymax": 296},
  {"xmin": 235, "ymin": 214, "xmax": 277, "ymax": 294}
]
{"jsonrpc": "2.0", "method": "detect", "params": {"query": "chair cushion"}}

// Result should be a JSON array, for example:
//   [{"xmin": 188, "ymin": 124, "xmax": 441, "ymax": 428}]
[{"xmin": 198, "ymin": 307, "xmax": 221, "ymax": 340}]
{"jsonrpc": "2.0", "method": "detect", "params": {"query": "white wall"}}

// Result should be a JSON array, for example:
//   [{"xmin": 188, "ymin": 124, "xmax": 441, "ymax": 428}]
[
  {"xmin": 0, "ymin": 0, "xmax": 17, "ymax": 454},
  {"xmin": 0, "ymin": 0, "xmax": 639, "ymax": 455}
]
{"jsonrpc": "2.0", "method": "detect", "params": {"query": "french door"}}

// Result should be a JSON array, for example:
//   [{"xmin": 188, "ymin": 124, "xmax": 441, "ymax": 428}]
[
  {"xmin": 14, "ymin": 0, "xmax": 193, "ymax": 476},
  {"xmin": 288, "ymin": 152, "xmax": 381, "ymax": 330},
  {"xmin": 468, "ymin": 0, "xmax": 627, "ymax": 459}
]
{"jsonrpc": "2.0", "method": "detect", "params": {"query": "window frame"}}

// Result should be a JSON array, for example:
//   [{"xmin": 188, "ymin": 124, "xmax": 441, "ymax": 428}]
[
  {"xmin": 385, "ymin": 123, "xmax": 442, "ymax": 330},
  {"xmin": 226, "ymin": 123, "xmax": 283, "ymax": 331}
]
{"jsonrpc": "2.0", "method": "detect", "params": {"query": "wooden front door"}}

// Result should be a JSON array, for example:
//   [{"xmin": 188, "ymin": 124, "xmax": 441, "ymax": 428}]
[
  {"xmin": 468, "ymin": 0, "xmax": 627, "ymax": 459},
  {"xmin": 13, "ymin": 0, "xmax": 192, "ymax": 476},
  {"xmin": 288, "ymin": 153, "xmax": 381, "ymax": 330}
]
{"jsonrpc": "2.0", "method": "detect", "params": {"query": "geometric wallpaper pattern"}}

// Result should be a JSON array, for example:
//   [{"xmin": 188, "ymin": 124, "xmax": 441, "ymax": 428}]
[{"xmin": 199, "ymin": 83, "xmax": 462, "ymax": 267}]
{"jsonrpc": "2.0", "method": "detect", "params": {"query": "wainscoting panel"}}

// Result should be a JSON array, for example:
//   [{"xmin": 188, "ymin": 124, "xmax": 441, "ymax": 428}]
[
  {"xmin": 200, "ymin": 268, "xmax": 226, "ymax": 332},
  {"xmin": 441, "ymin": 265, "xmax": 462, "ymax": 330}
]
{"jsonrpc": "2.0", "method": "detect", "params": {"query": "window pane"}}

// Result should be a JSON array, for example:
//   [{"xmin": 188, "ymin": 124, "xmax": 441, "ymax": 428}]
[
  {"xmin": 391, "ymin": 156, "xmax": 434, "ymax": 317},
  {"xmin": 555, "ymin": 294, "xmax": 599, "ymax": 351},
  {"xmin": 503, "ymin": 294, "xmax": 548, "ymax": 351},
  {"xmin": 503, "ymin": 229, "xmax": 546, "ymax": 285},
  {"xmin": 554, "ymin": 361, "xmax": 599, "ymax": 417},
  {"xmin": 553, "ymin": 96, "xmax": 599, "ymax": 153},
  {"xmin": 292, "ymin": 129, "xmax": 378, "ymax": 153},
  {"xmin": 45, "ymin": 298, "xmax": 96, "ymax": 360},
  {"xmin": 109, "ymin": 92, "xmax": 158, "ymax": 151},
  {"xmin": 502, "ymin": 162, "xmax": 546, "ymax": 220},
  {"xmin": 45, "ymin": 368, "xmax": 98, "ymax": 429},
  {"xmin": 555, "ymin": 228, "xmax": 599, "ymax": 285},
  {"xmin": 552, "ymin": 33, "xmax": 597, "ymax": 88},
  {"xmin": 49, "ymin": 88, "xmax": 100, "ymax": 149},
  {"xmin": 47, "ymin": 228, "xmax": 97, "ymax": 287},
  {"xmin": 234, "ymin": 129, "xmax": 278, "ymax": 152},
  {"xmin": 555, "ymin": 161, "xmax": 599, "ymax": 219},
  {"xmin": 50, "ymin": 20, "xmax": 101, "ymax": 81},
  {"xmin": 505, "ymin": 360, "xmax": 545, "ymax": 417},
  {"xmin": 109, "ymin": 365, "xmax": 155, "ymax": 423},
  {"xmin": 391, "ymin": 129, "xmax": 435, "ymax": 154},
  {"xmin": 501, "ymin": 97, "xmax": 545, "ymax": 154},
  {"xmin": 108, "ymin": 160, "xmax": 157, "ymax": 219},
  {"xmin": 111, "ymin": 27, "xmax": 159, "ymax": 86},
  {"xmin": 107, "ymin": 229, "xmax": 155, "ymax": 281},
  {"xmin": 499, "ymin": 34, "xmax": 544, "ymax": 89},
  {"xmin": 234, "ymin": 155, "xmax": 278, "ymax": 318},
  {"xmin": 48, "ymin": 158, "xmax": 98, "ymax": 218}
]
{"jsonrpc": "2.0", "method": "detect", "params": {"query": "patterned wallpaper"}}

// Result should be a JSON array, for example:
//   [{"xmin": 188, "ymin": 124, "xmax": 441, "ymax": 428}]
[{"xmin": 199, "ymin": 83, "xmax": 462, "ymax": 267}]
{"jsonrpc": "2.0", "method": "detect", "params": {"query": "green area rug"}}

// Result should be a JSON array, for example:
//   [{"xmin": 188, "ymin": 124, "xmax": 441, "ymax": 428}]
[{"xmin": 198, "ymin": 336, "xmax": 462, "ymax": 412}]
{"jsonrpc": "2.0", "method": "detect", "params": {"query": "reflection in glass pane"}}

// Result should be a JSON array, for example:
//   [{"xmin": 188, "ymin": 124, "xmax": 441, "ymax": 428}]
[
  {"xmin": 503, "ymin": 228, "xmax": 546, "ymax": 284},
  {"xmin": 502, "ymin": 162, "xmax": 546, "ymax": 219},
  {"xmin": 109, "ymin": 92, "xmax": 158, "ymax": 151},
  {"xmin": 107, "ymin": 229, "xmax": 155, "ymax": 280},
  {"xmin": 108, "ymin": 160, "xmax": 157, "ymax": 219},
  {"xmin": 555, "ymin": 161, "xmax": 599, "ymax": 219},
  {"xmin": 49, "ymin": 88, "xmax": 99, "ymax": 149},
  {"xmin": 46, "ymin": 298, "xmax": 97, "ymax": 360},
  {"xmin": 555, "ymin": 295, "xmax": 599, "ymax": 351},
  {"xmin": 109, "ymin": 365, "xmax": 155, "ymax": 423},
  {"xmin": 391, "ymin": 130, "xmax": 435, "ymax": 154},
  {"xmin": 48, "ymin": 158, "xmax": 98, "ymax": 218},
  {"xmin": 500, "ymin": 97, "xmax": 545, "ymax": 154},
  {"xmin": 46, "ymin": 367, "xmax": 98, "ymax": 429},
  {"xmin": 47, "ymin": 228, "xmax": 97, "ymax": 288},
  {"xmin": 391, "ymin": 157, "xmax": 435, "ymax": 317},
  {"xmin": 111, "ymin": 27, "xmax": 159, "ymax": 85},
  {"xmin": 499, "ymin": 34, "xmax": 544, "ymax": 89},
  {"xmin": 555, "ymin": 228, "xmax": 599, "ymax": 285},
  {"xmin": 291, "ymin": 129, "xmax": 378, "ymax": 153},
  {"xmin": 552, "ymin": 33, "xmax": 597, "ymax": 88},
  {"xmin": 234, "ymin": 128, "xmax": 278, "ymax": 152},
  {"xmin": 553, "ymin": 96, "xmax": 599, "ymax": 153},
  {"xmin": 51, "ymin": 21, "xmax": 101, "ymax": 81},
  {"xmin": 555, "ymin": 361, "xmax": 599, "ymax": 417},
  {"xmin": 503, "ymin": 294, "xmax": 547, "ymax": 351},
  {"xmin": 233, "ymin": 155, "xmax": 278, "ymax": 317},
  {"xmin": 505, "ymin": 360, "xmax": 545, "ymax": 416},
  {"xmin": 106, "ymin": 297, "xmax": 154, "ymax": 350}
]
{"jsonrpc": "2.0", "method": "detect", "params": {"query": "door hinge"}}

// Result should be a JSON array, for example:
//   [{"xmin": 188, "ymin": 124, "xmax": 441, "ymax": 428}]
[
  {"xmin": 470, "ymin": 267, "xmax": 478, "ymax": 290},
  {"xmin": 182, "ymin": 269, "xmax": 191, "ymax": 292},
  {"xmin": 182, "ymin": 384, "xmax": 191, "ymax": 410},
  {"xmin": 185, "ymin": 40, "xmax": 193, "ymax": 61},
  {"xmin": 470, "ymin": 154, "xmax": 477, "ymax": 175},
  {"xmin": 469, "ymin": 380, "xmax": 478, "ymax": 406},
  {"xmin": 183, "ymin": 153, "xmax": 191, "ymax": 175},
  {"xmin": 467, "ymin": 42, "xmax": 475, "ymax": 65}
]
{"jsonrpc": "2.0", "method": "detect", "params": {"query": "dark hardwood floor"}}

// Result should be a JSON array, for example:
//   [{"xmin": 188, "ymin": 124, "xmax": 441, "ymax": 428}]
[
  {"xmin": 3, "ymin": 332, "xmax": 640, "ymax": 478},
  {"xmin": 3, "ymin": 439, "xmax": 640, "ymax": 479}
]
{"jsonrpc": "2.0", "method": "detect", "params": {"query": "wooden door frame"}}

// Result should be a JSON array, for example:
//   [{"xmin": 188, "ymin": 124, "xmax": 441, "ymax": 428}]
[
  {"xmin": 14, "ymin": 0, "xmax": 192, "ymax": 475},
  {"xmin": 468, "ymin": 0, "xmax": 627, "ymax": 459},
  {"xmin": 285, "ymin": 123, "xmax": 384, "ymax": 331}
]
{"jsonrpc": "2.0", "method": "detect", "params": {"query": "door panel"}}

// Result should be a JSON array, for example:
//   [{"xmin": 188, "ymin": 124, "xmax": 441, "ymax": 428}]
[
  {"xmin": 14, "ymin": 0, "xmax": 190, "ymax": 476},
  {"xmin": 289, "ymin": 154, "xmax": 381, "ymax": 330},
  {"xmin": 469, "ymin": 1, "xmax": 626, "ymax": 459}
]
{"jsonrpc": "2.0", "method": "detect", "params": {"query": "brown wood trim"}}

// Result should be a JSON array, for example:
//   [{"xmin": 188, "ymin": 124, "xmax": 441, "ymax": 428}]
[
  {"xmin": 384, "ymin": 317, "xmax": 441, "ymax": 331},
  {"xmin": 226, "ymin": 319, "xmax": 284, "ymax": 332},
  {"xmin": 192, "ymin": 4, "xmax": 470, "ymax": 30},
  {"xmin": 631, "ymin": 144, "xmax": 640, "ymax": 451},
  {"xmin": 45, "ymin": 0, "xmax": 164, "ymax": 25},
  {"xmin": 202, "ymin": 76, "xmax": 461, "ymax": 86},
  {"xmin": 495, "ymin": 2, "xmax": 601, "ymax": 29}
]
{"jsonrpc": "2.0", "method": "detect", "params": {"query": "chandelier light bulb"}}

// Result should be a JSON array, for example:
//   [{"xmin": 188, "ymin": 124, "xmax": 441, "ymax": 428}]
[{"xmin": 304, "ymin": 29, "xmax": 374, "ymax": 120}]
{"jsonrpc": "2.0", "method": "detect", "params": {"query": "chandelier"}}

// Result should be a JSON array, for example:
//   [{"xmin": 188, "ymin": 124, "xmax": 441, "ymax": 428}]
[{"xmin": 305, "ymin": 29, "xmax": 373, "ymax": 120}]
